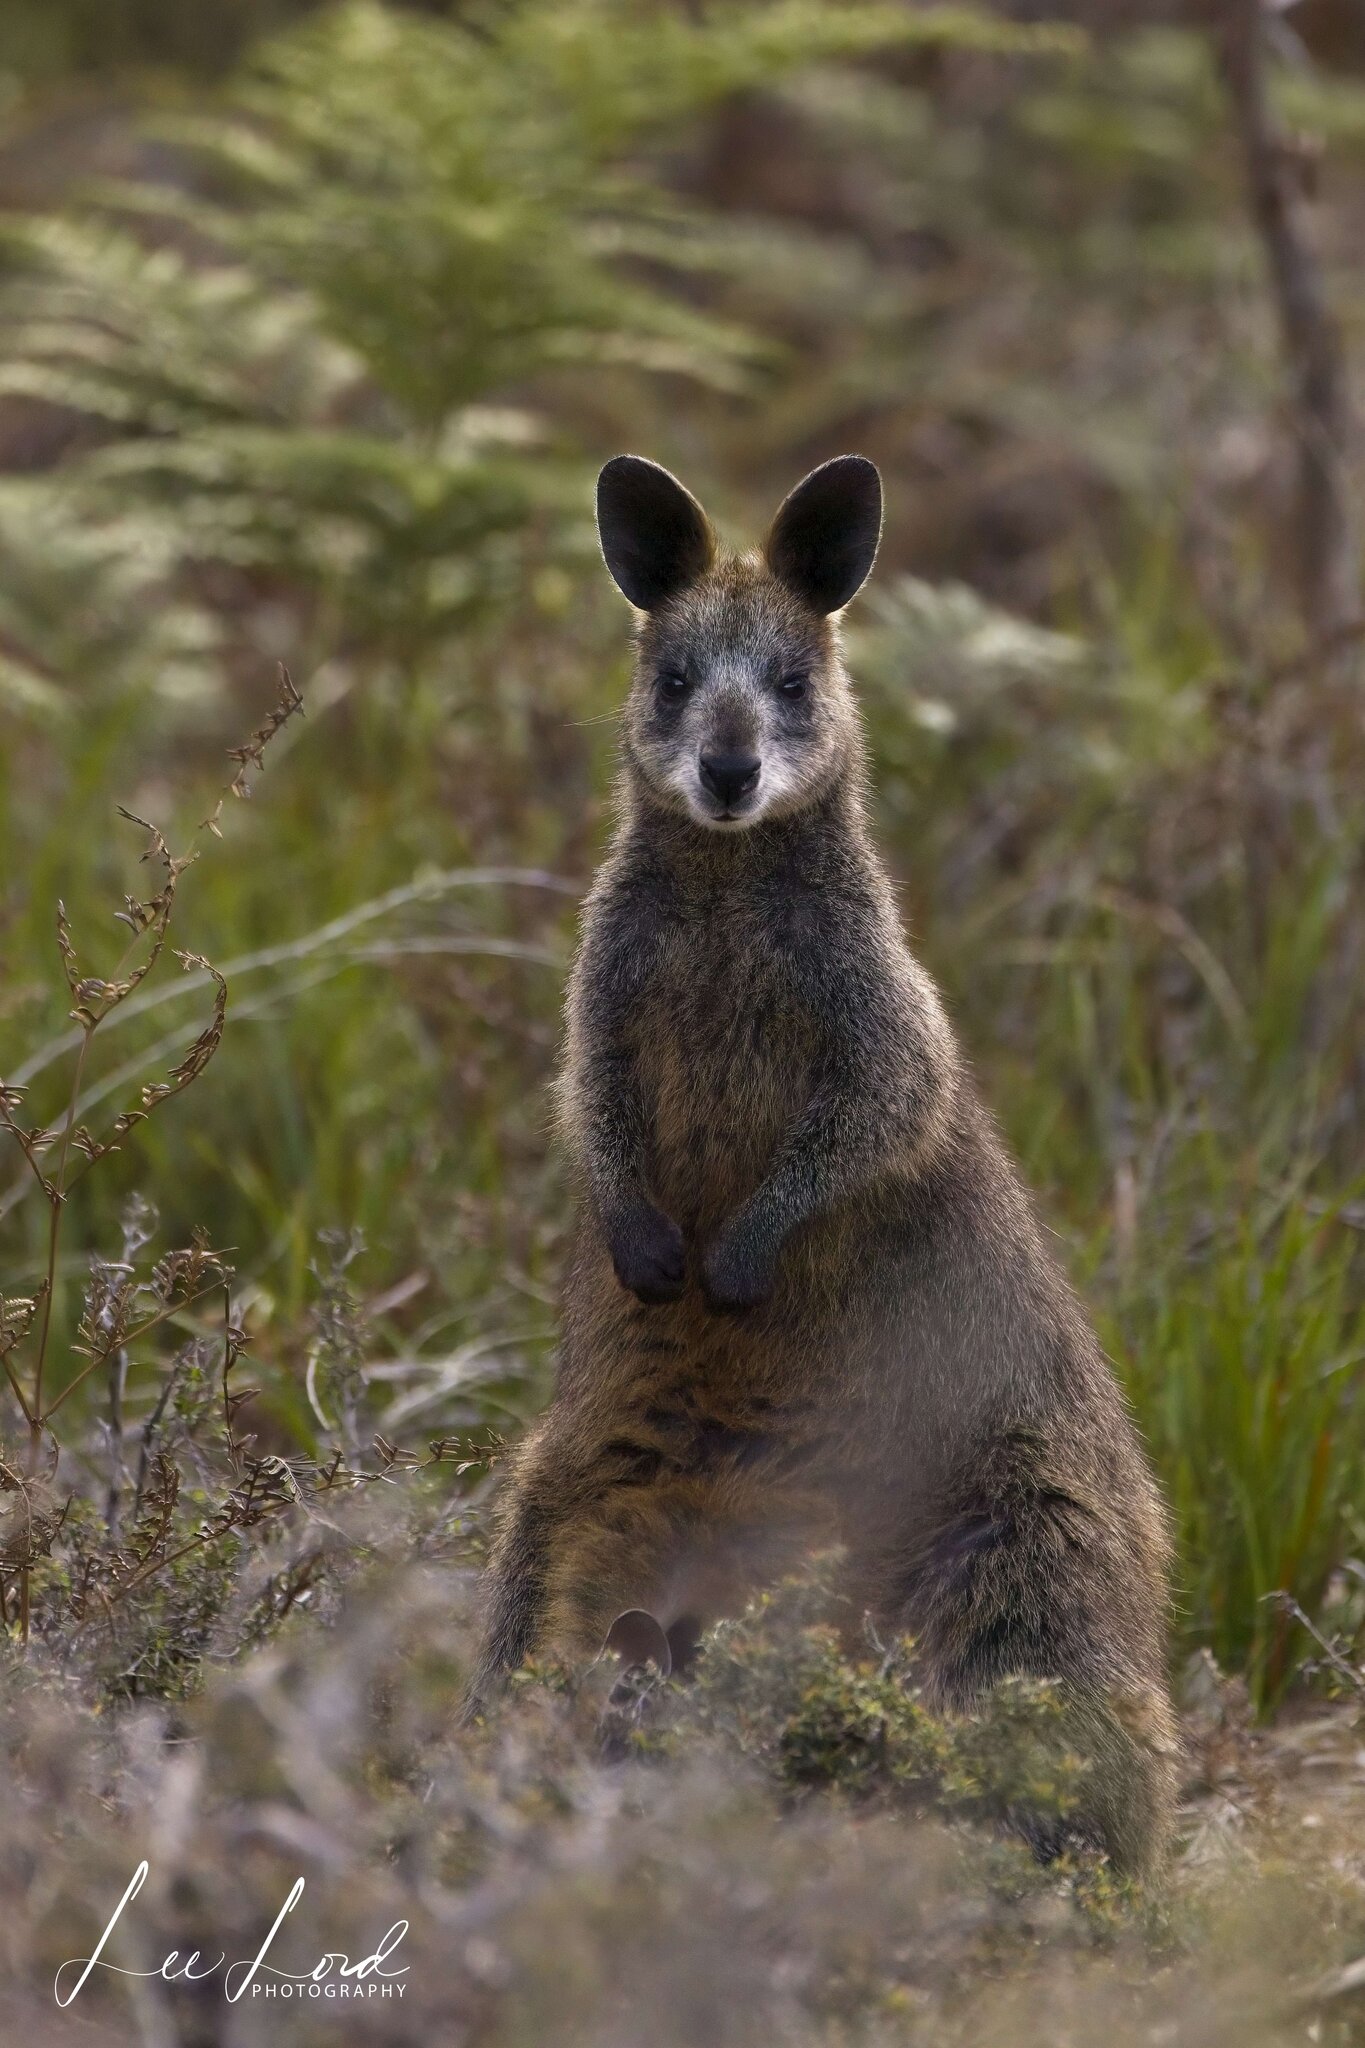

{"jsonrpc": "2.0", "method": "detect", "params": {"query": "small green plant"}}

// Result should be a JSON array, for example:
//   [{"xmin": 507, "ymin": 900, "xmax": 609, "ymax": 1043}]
[{"xmin": 669, "ymin": 1569, "xmax": 1096, "ymax": 1848}]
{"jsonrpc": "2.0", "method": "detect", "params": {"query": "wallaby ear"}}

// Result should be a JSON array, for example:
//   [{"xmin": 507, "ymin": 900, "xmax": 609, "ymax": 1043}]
[
  {"xmin": 764, "ymin": 455, "xmax": 882, "ymax": 613},
  {"xmin": 596, "ymin": 455, "xmax": 715, "ymax": 610}
]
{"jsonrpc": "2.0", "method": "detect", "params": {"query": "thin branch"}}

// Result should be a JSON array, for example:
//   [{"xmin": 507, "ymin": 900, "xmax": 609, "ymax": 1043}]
[
  {"xmin": 29, "ymin": 1023, "xmax": 95, "ymax": 1439},
  {"xmin": 0, "ymin": 1346, "xmax": 36, "ymax": 1426},
  {"xmin": 1218, "ymin": 0, "xmax": 1361, "ymax": 640},
  {"xmin": 41, "ymin": 1280, "xmax": 228, "ymax": 1423},
  {"xmin": 1263, "ymin": 1589, "xmax": 1365, "ymax": 1698},
  {"xmin": 131, "ymin": 1348, "xmax": 191, "ymax": 1531}
]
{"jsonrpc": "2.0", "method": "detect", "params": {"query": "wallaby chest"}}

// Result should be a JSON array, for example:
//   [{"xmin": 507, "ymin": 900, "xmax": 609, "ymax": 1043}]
[{"xmin": 625, "ymin": 883, "xmax": 821, "ymax": 1232}]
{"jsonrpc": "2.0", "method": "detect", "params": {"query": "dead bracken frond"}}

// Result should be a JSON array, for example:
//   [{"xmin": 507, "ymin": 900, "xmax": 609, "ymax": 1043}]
[
  {"xmin": 226, "ymin": 662, "xmax": 304, "ymax": 799},
  {"xmin": 0, "ymin": 1291, "xmax": 41, "ymax": 1363},
  {"xmin": 0, "ymin": 1463, "xmax": 65, "ymax": 1571},
  {"xmin": 374, "ymin": 1427, "xmax": 505, "ymax": 1475}
]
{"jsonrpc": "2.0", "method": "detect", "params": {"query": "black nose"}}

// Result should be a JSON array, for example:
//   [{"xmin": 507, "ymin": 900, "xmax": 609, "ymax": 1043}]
[{"xmin": 699, "ymin": 750, "xmax": 761, "ymax": 807}]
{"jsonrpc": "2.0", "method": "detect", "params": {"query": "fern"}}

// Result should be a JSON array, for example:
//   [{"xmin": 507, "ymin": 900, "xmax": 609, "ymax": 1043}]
[{"xmin": 0, "ymin": 0, "xmax": 1074, "ymax": 703}]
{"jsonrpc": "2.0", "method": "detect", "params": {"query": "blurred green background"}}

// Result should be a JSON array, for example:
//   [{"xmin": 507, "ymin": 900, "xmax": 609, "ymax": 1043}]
[{"xmin": 1, "ymin": 0, "xmax": 1363, "ymax": 1704}]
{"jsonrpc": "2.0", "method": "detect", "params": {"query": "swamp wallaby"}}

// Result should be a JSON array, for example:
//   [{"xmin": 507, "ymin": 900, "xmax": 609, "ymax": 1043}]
[{"xmin": 471, "ymin": 453, "xmax": 1177, "ymax": 1874}]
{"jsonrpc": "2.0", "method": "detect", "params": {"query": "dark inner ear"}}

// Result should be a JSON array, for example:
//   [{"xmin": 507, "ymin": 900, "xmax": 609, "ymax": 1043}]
[
  {"xmin": 764, "ymin": 455, "xmax": 883, "ymax": 614},
  {"xmin": 596, "ymin": 455, "xmax": 715, "ymax": 610}
]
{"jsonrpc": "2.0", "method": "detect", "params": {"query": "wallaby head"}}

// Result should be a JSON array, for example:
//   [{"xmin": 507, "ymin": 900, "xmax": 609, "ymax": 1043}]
[{"xmin": 596, "ymin": 454, "xmax": 882, "ymax": 830}]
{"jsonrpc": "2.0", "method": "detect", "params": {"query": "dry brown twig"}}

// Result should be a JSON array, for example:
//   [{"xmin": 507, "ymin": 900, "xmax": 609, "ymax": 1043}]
[{"xmin": 1262, "ymin": 1588, "xmax": 1365, "ymax": 1700}]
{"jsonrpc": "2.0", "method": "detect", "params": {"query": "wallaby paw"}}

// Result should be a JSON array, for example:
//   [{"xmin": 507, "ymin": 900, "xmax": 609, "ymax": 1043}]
[{"xmin": 608, "ymin": 1201, "xmax": 686, "ymax": 1304}]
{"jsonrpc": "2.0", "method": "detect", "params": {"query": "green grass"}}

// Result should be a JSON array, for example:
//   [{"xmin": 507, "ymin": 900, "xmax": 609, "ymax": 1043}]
[{"xmin": 1113, "ymin": 1170, "xmax": 1365, "ymax": 1700}]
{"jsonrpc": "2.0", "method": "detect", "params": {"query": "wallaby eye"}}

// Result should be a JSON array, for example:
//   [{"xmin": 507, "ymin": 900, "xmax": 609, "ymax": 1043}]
[
  {"xmin": 657, "ymin": 670, "xmax": 690, "ymax": 700},
  {"xmin": 779, "ymin": 673, "xmax": 809, "ymax": 700}
]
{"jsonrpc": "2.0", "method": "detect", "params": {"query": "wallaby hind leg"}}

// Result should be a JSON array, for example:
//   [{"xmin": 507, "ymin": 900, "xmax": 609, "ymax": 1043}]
[
  {"xmin": 462, "ymin": 1487, "xmax": 556, "ymax": 1722},
  {"xmin": 884, "ymin": 1439, "xmax": 1178, "ymax": 1876}
]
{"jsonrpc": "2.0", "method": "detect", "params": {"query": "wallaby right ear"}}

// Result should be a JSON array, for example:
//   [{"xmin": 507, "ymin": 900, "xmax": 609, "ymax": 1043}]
[{"xmin": 596, "ymin": 455, "xmax": 715, "ymax": 610}]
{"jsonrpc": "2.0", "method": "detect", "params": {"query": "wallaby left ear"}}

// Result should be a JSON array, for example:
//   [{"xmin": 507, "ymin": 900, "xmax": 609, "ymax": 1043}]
[
  {"xmin": 597, "ymin": 454, "xmax": 715, "ymax": 611},
  {"xmin": 764, "ymin": 455, "xmax": 882, "ymax": 614}
]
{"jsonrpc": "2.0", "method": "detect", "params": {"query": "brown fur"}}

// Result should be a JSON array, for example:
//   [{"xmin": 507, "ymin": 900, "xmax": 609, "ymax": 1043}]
[{"xmin": 470, "ymin": 459, "xmax": 1178, "ymax": 1876}]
